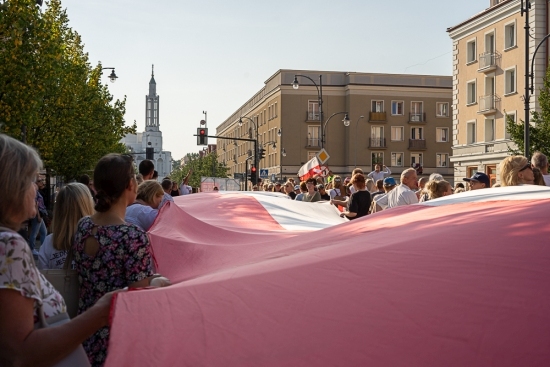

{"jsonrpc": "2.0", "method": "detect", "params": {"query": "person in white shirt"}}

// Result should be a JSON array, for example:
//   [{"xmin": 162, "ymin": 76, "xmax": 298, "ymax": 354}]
[
  {"xmin": 37, "ymin": 183, "xmax": 95, "ymax": 269},
  {"xmin": 367, "ymin": 164, "xmax": 392, "ymax": 182},
  {"xmin": 179, "ymin": 169, "xmax": 193, "ymax": 195},
  {"xmin": 385, "ymin": 168, "xmax": 418, "ymax": 209},
  {"xmin": 531, "ymin": 151, "xmax": 550, "ymax": 186}
]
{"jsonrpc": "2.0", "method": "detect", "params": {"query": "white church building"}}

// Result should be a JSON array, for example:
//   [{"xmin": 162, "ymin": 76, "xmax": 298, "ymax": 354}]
[{"xmin": 122, "ymin": 65, "xmax": 172, "ymax": 179}]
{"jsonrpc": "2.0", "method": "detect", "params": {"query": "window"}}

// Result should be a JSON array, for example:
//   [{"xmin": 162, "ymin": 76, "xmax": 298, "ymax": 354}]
[
  {"xmin": 391, "ymin": 101, "xmax": 404, "ymax": 115},
  {"xmin": 467, "ymin": 121, "xmax": 476, "ymax": 144},
  {"xmin": 436, "ymin": 128, "xmax": 449, "ymax": 142},
  {"xmin": 485, "ymin": 119, "xmax": 495, "ymax": 142},
  {"xmin": 436, "ymin": 102, "xmax": 449, "ymax": 117},
  {"xmin": 410, "ymin": 101, "xmax": 423, "ymax": 121},
  {"xmin": 391, "ymin": 126, "xmax": 404, "ymax": 141},
  {"xmin": 504, "ymin": 22, "xmax": 516, "ymax": 49},
  {"xmin": 371, "ymin": 100, "xmax": 384, "ymax": 112},
  {"xmin": 411, "ymin": 153, "xmax": 423, "ymax": 167},
  {"xmin": 436, "ymin": 153, "xmax": 449, "ymax": 167},
  {"xmin": 485, "ymin": 32, "xmax": 495, "ymax": 53},
  {"xmin": 505, "ymin": 67, "xmax": 516, "ymax": 95},
  {"xmin": 467, "ymin": 80, "xmax": 477, "ymax": 105},
  {"xmin": 504, "ymin": 111, "xmax": 515, "ymax": 139},
  {"xmin": 307, "ymin": 126, "xmax": 320, "ymax": 147},
  {"xmin": 372, "ymin": 152, "xmax": 384, "ymax": 166},
  {"xmin": 391, "ymin": 152, "xmax": 403, "ymax": 167},
  {"xmin": 467, "ymin": 39, "xmax": 476, "ymax": 63},
  {"xmin": 308, "ymin": 100, "xmax": 319, "ymax": 121},
  {"xmin": 411, "ymin": 127, "xmax": 423, "ymax": 140},
  {"xmin": 371, "ymin": 126, "xmax": 384, "ymax": 147}
]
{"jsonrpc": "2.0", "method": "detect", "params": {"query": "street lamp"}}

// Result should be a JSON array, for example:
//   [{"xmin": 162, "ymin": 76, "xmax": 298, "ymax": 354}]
[
  {"xmin": 322, "ymin": 112, "xmax": 350, "ymax": 149},
  {"xmin": 520, "ymin": 0, "xmax": 550, "ymax": 158},
  {"xmin": 239, "ymin": 115, "xmax": 259, "ymax": 181},
  {"xmin": 101, "ymin": 67, "xmax": 118, "ymax": 83},
  {"xmin": 292, "ymin": 74, "xmax": 324, "ymax": 146},
  {"xmin": 354, "ymin": 115, "xmax": 365, "ymax": 168}
]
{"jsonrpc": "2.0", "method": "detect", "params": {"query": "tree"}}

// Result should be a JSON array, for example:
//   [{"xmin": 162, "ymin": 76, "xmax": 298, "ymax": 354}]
[
  {"xmin": 0, "ymin": 0, "xmax": 135, "ymax": 180},
  {"xmin": 507, "ymin": 66, "xmax": 550, "ymax": 158},
  {"xmin": 170, "ymin": 152, "xmax": 229, "ymax": 188}
]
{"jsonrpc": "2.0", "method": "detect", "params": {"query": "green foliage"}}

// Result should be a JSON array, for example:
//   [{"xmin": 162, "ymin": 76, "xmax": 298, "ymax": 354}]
[
  {"xmin": 170, "ymin": 152, "xmax": 229, "ymax": 188},
  {"xmin": 507, "ymin": 66, "xmax": 550, "ymax": 157},
  {"xmin": 0, "ymin": 0, "xmax": 135, "ymax": 180}
]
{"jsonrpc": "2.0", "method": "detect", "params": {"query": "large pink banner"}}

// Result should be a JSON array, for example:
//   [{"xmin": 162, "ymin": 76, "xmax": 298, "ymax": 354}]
[{"xmin": 105, "ymin": 189, "xmax": 550, "ymax": 367}]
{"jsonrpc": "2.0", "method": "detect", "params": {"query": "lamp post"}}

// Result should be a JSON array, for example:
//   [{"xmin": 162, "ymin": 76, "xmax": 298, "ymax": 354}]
[
  {"xmin": 101, "ymin": 67, "xmax": 118, "ymax": 83},
  {"xmin": 354, "ymin": 115, "xmax": 365, "ymax": 168},
  {"xmin": 520, "ymin": 0, "xmax": 550, "ymax": 158},
  {"xmin": 322, "ymin": 112, "xmax": 350, "ymax": 150},
  {"xmin": 239, "ymin": 116, "xmax": 259, "ymax": 179},
  {"xmin": 292, "ymin": 74, "xmax": 324, "ymax": 148}
]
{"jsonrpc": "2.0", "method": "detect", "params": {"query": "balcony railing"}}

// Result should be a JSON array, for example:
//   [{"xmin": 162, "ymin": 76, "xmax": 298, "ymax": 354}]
[
  {"xmin": 408, "ymin": 112, "xmax": 426, "ymax": 123},
  {"xmin": 478, "ymin": 94, "xmax": 500, "ymax": 114},
  {"xmin": 306, "ymin": 111, "xmax": 320, "ymax": 121},
  {"xmin": 478, "ymin": 52, "xmax": 499, "ymax": 71},
  {"xmin": 369, "ymin": 112, "xmax": 386, "ymax": 122},
  {"xmin": 368, "ymin": 138, "xmax": 387, "ymax": 148},
  {"xmin": 408, "ymin": 139, "xmax": 427, "ymax": 150},
  {"xmin": 306, "ymin": 137, "xmax": 321, "ymax": 147}
]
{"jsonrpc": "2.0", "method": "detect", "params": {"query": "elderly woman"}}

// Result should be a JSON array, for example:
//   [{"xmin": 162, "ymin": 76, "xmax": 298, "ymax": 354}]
[
  {"xmin": 339, "ymin": 173, "xmax": 372, "ymax": 220},
  {"xmin": 125, "ymin": 180, "xmax": 164, "ymax": 231},
  {"xmin": 500, "ymin": 155, "xmax": 535, "ymax": 186},
  {"xmin": 0, "ymin": 134, "xmax": 115, "ymax": 366}
]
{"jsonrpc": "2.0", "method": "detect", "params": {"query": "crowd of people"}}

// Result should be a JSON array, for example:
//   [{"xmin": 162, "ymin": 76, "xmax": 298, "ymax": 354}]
[{"xmin": 1, "ymin": 129, "xmax": 549, "ymax": 366}]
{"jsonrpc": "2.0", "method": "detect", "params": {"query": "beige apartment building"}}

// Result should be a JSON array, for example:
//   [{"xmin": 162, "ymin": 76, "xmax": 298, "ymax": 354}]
[
  {"xmin": 447, "ymin": 0, "xmax": 549, "ymax": 185},
  {"xmin": 216, "ymin": 69, "xmax": 452, "ymax": 185}
]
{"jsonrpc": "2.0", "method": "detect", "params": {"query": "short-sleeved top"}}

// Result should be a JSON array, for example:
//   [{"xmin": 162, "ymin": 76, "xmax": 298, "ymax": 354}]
[
  {"xmin": 347, "ymin": 190, "xmax": 372, "ymax": 220},
  {"xmin": 73, "ymin": 217, "xmax": 155, "ymax": 314},
  {"xmin": 124, "ymin": 203, "xmax": 159, "ymax": 231},
  {"xmin": 0, "ymin": 230, "xmax": 66, "ymax": 323},
  {"xmin": 303, "ymin": 191, "xmax": 322, "ymax": 203},
  {"xmin": 37, "ymin": 233, "xmax": 67, "ymax": 270}
]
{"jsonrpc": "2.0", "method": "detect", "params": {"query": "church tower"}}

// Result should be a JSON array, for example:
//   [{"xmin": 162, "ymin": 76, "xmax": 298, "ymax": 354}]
[{"xmin": 146, "ymin": 64, "xmax": 160, "ymax": 130}]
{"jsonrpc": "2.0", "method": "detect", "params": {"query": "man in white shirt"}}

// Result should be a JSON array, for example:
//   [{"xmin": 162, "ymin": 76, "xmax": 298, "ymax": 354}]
[
  {"xmin": 367, "ymin": 164, "xmax": 392, "ymax": 182},
  {"xmin": 386, "ymin": 168, "xmax": 418, "ymax": 209},
  {"xmin": 179, "ymin": 169, "xmax": 193, "ymax": 195},
  {"xmin": 531, "ymin": 151, "xmax": 550, "ymax": 186}
]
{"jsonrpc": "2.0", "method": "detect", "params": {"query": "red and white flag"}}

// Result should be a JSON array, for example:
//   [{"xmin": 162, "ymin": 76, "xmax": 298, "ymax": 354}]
[{"xmin": 298, "ymin": 156, "xmax": 321, "ymax": 181}]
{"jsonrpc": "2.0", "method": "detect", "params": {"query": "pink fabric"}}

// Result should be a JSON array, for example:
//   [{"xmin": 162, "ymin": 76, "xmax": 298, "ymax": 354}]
[{"xmin": 105, "ymin": 195, "xmax": 550, "ymax": 367}]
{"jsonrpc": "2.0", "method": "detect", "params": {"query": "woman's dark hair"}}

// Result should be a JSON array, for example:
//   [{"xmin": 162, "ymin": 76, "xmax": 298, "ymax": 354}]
[{"xmin": 94, "ymin": 154, "xmax": 135, "ymax": 212}]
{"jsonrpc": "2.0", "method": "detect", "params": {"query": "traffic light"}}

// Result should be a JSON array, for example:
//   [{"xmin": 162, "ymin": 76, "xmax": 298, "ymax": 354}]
[
  {"xmin": 258, "ymin": 148, "xmax": 266, "ymax": 160},
  {"xmin": 197, "ymin": 128, "xmax": 208, "ymax": 145},
  {"xmin": 250, "ymin": 165, "xmax": 258, "ymax": 185}
]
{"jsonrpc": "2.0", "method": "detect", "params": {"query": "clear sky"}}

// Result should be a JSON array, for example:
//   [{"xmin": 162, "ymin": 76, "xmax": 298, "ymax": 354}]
[{"xmin": 60, "ymin": 0, "xmax": 487, "ymax": 161}]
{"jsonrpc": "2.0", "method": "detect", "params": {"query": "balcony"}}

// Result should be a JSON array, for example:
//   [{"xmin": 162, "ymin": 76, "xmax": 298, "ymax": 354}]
[
  {"xmin": 478, "ymin": 52, "xmax": 499, "ymax": 73},
  {"xmin": 369, "ymin": 112, "xmax": 386, "ymax": 123},
  {"xmin": 306, "ymin": 111, "xmax": 320, "ymax": 121},
  {"xmin": 478, "ymin": 94, "xmax": 500, "ymax": 115},
  {"xmin": 408, "ymin": 139, "xmax": 427, "ymax": 150},
  {"xmin": 305, "ymin": 137, "xmax": 321, "ymax": 148},
  {"xmin": 408, "ymin": 112, "xmax": 426, "ymax": 123},
  {"xmin": 368, "ymin": 138, "xmax": 387, "ymax": 149}
]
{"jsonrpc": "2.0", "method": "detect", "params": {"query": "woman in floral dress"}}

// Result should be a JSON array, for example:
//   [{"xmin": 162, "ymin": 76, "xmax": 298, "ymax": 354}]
[
  {"xmin": 0, "ymin": 134, "xmax": 114, "ymax": 366},
  {"xmin": 73, "ymin": 153, "xmax": 170, "ymax": 366}
]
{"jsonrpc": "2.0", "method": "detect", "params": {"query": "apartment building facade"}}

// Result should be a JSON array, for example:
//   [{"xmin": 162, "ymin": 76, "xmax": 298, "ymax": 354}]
[
  {"xmin": 447, "ymin": 0, "xmax": 549, "ymax": 185},
  {"xmin": 216, "ymin": 69, "xmax": 453, "ymax": 185}
]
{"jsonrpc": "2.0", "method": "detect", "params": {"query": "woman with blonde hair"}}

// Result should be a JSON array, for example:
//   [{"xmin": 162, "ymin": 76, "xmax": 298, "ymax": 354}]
[
  {"xmin": 37, "ymin": 183, "xmax": 95, "ymax": 269},
  {"xmin": 424, "ymin": 180, "xmax": 453, "ymax": 201},
  {"xmin": 0, "ymin": 134, "xmax": 117, "ymax": 367},
  {"xmin": 499, "ymin": 155, "xmax": 535, "ymax": 186},
  {"xmin": 125, "ymin": 180, "xmax": 164, "ymax": 231}
]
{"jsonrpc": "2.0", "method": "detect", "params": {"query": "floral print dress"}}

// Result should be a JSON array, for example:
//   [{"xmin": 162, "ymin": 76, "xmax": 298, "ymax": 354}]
[
  {"xmin": 73, "ymin": 217, "xmax": 155, "ymax": 367},
  {"xmin": 0, "ymin": 230, "xmax": 66, "ymax": 323}
]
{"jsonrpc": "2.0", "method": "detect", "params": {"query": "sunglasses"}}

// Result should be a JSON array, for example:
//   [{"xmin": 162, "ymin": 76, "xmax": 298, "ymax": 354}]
[{"xmin": 519, "ymin": 164, "xmax": 532, "ymax": 172}]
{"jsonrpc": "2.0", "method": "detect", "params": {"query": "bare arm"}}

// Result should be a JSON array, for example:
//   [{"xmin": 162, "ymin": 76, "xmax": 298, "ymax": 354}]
[{"xmin": 0, "ymin": 288, "xmax": 113, "ymax": 367}]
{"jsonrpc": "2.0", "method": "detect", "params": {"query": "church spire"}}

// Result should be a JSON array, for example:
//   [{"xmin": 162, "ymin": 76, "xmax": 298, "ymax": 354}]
[
  {"xmin": 149, "ymin": 64, "xmax": 156, "ymax": 86},
  {"xmin": 146, "ymin": 65, "xmax": 159, "ymax": 129}
]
